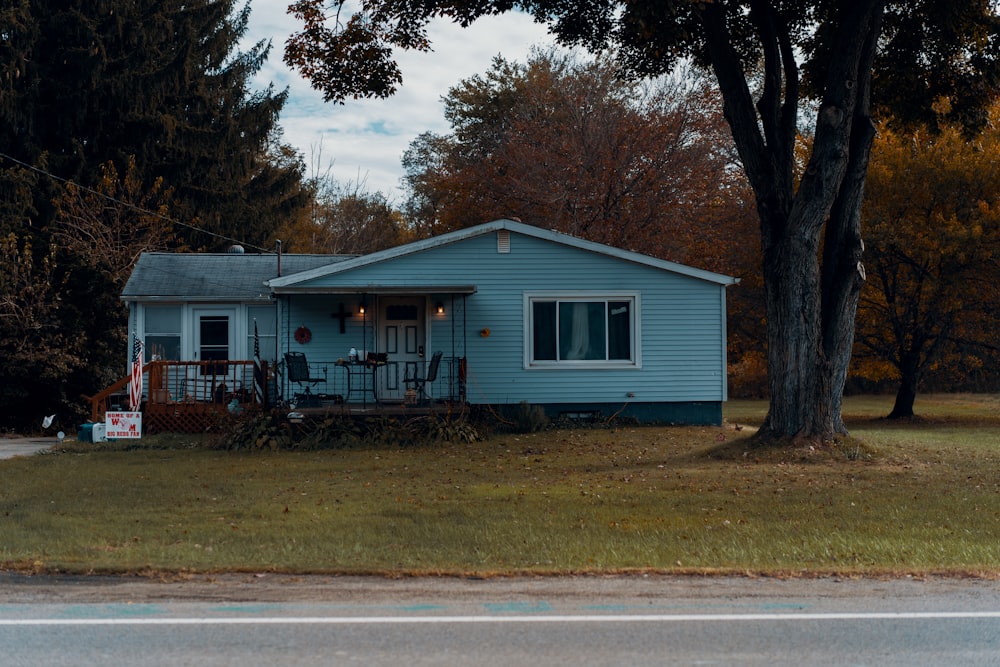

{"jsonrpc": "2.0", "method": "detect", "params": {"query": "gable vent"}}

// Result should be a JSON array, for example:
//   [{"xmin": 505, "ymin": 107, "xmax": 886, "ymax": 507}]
[{"xmin": 497, "ymin": 230, "xmax": 510, "ymax": 253}]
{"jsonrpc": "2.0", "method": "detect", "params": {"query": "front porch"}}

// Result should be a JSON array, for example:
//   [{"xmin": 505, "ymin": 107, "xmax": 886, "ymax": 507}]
[
  {"xmin": 280, "ymin": 354, "xmax": 465, "ymax": 410},
  {"xmin": 87, "ymin": 357, "xmax": 467, "ymax": 433},
  {"xmin": 274, "ymin": 288, "xmax": 471, "ymax": 402}
]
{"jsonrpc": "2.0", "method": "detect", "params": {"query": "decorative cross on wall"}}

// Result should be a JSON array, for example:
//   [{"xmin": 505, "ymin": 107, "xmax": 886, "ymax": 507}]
[{"xmin": 330, "ymin": 302, "xmax": 349, "ymax": 334}]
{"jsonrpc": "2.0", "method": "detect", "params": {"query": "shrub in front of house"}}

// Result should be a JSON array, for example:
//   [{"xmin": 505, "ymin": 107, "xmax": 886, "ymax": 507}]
[{"xmin": 216, "ymin": 410, "xmax": 481, "ymax": 451}]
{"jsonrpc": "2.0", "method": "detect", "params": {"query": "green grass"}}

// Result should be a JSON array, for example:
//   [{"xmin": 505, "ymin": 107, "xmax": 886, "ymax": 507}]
[{"xmin": 2, "ymin": 394, "xmax": 999, "ymax": 576}]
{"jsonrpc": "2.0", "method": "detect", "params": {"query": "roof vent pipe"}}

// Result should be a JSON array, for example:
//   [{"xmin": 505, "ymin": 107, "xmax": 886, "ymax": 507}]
[{"xmin": 276, "ymin": 240, "xmax": 282, "ymax": 277}]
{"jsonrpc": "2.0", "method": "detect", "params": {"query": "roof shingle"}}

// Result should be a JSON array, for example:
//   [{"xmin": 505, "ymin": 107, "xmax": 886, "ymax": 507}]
[{"xmin": 121, "ymin": 253, "xmax": 352, "ymax": 302}]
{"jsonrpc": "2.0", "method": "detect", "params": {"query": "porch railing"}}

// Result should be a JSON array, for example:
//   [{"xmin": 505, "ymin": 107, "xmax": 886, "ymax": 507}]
[
  {"xmin": 87, "ymin": 360, "xmax": 267, "ymax": 422},
  {"xmin": 86, "ymin": 356, "xmax": 465, "ymax": 433},
  {"xmin": 281, "ymin": 356, "xmax": 465, "ymax": 406}
]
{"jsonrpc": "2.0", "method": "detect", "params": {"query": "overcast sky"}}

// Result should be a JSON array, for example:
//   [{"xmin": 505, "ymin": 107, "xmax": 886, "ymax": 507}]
[{"xmin": 243, "ymin": 3, "xmax": 553, "ymax": 200}]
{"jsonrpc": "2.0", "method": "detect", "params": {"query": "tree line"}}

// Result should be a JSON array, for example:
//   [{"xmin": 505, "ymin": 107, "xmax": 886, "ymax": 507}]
[{"xmin": 2, "ymin": 0, "xmax": 999, "ymax": 434}]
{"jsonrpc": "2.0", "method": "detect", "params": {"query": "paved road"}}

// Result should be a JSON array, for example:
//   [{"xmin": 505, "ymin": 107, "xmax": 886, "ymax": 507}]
[{"xmin": 1, "ymin": 574, "xmax": 998, "ymax": 665}]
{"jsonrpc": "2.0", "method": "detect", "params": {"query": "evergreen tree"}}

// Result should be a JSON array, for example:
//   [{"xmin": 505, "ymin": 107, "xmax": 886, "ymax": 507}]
[
  {"xmin": 0, "ymin": 0, "xmax": 308, "ymax": 430},
  {"xmin": 0, "ymin": 0, "xmax": 306, "ymax": 248}
]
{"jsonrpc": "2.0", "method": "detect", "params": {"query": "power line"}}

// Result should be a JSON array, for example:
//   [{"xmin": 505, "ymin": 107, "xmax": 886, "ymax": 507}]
[{"xmin": 0, "ymin": 151, "xmax": 274, "ymax": 254}]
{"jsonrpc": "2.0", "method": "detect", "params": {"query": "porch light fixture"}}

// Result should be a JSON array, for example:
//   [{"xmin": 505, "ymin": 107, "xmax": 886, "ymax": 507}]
[
  {"xmin": 435, "ymin": 302, "xmax": 445, "ymax": 315},
  {"xmin": 358, "ymin": 301, "xmax": 366, "ymax": 315}
]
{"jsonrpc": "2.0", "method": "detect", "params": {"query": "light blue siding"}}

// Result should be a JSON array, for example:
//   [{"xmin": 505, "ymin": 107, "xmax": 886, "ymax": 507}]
[
  {"xmin": 279, "ymin": 230, "xmax": 729, "ymax": 414},
  {"xmin": 279, "ymin": 296, "xmax": 374, "ymax": 401}
]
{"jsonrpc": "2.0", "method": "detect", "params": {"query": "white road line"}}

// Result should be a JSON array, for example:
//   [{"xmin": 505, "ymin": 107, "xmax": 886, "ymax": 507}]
[{"xmin": 2, "ymin": 612, "xmax": 1000, "ymax": 625}]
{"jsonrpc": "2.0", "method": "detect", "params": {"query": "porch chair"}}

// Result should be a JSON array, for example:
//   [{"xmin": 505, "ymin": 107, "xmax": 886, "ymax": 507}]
[
  {"xmin": 284, "ymin": 351, "xmax": 325, "ymax": 406},
  {"xmin": 405, "ymin": 351, "xmax": 442, "ymax": 404}
]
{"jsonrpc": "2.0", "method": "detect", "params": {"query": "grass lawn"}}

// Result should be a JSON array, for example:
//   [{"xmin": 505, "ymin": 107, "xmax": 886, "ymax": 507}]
[{"xmin": 2, "ymin": 394, "xmax": 999, "ymax": 577}]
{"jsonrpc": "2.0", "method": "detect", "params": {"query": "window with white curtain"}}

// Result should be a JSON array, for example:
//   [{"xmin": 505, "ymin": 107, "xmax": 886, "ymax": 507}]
[{"xmin": 527, "ymin": 294, "xmax": 638, "ymax": 367}]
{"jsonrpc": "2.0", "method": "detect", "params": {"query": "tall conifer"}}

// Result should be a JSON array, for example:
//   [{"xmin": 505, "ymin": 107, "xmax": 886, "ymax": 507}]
[{"xmin": 0, "ymin": 0, "xmax": 307, "ymax": 429}]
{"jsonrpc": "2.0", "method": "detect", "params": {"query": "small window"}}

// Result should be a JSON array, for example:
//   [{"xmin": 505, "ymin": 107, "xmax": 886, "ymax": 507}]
[
  {"xmin": 386, "ymin": 304, "xmax": 419, "ymax": 320},
  {"xmin": 527, "ymin": 294, "xmax": 637, "ymax": 367},
  {"xmin": 247, "ymin": 306, "xmax": 277, "ymax": 364},
  {"xmin": 144, "ymin": 305, "xmax": 181, "ymax": 362},
  {"xmin": 199, "ymin": 315, "xmax": 229, "ymax": 375}
]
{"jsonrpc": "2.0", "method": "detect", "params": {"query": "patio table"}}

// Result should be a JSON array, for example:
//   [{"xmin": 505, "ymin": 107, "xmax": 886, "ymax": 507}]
[{"xmin": 336, "ymin": 359, "xmax": 384, "ymax": 406}]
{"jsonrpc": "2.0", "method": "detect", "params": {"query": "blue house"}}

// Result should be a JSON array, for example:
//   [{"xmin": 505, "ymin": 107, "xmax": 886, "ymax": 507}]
[
  {"xmin": 120, "ymin": 219, "xmax": 737, "ymax": 426},
  {"xmin": 269, "ymin": 219, "xmax": 736, "ymax": 424}
]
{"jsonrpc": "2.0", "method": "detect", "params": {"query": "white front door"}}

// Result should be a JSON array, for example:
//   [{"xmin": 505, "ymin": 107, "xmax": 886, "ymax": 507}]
[
  {"xmin": 378, "ymin": 297, "xmax": 425, "ymax": 402},
  {"xmin": 191, "ymin": 308, "xmax": 237, "ymax": 399}
]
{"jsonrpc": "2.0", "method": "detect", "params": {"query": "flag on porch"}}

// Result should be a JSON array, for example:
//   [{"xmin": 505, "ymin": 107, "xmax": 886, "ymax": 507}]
[
  {"xmin": 129, "ymin": 335, "xmax": 144, "ymax": 411},
  {"xmin": 253, "ymin": 319, "xmax": 265, "ymax": 407}
]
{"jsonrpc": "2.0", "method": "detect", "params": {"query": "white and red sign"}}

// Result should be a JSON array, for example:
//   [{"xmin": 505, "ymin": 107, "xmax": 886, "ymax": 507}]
[{"xmin": 105, "ymin": 411, "xmax": 142, "ymax": 439}]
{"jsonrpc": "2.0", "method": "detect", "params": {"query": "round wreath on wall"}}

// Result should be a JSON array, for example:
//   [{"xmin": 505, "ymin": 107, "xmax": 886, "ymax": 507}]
[{"xmin": 294, "ymin": 326, "xmax": 312, "ymax": 344}]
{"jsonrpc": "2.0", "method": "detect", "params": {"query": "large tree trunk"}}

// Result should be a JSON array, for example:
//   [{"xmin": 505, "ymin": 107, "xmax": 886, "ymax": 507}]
[
  {"xmin": 701, "ymin": 0, "xmax": 885, "ymax": 442},
  {"xmin": 819, "ymin": 15, "xmax": 881, "ymax": 434},
  {"xmin": 757, "ymin": 223, "xmax": 832, "ymax": 439}
]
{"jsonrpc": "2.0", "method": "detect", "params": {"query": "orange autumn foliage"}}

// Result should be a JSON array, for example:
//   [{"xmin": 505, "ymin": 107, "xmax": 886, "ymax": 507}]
[{"xmin": 855, "ymin": 108, "xmax": 1000, "ymax": 415}]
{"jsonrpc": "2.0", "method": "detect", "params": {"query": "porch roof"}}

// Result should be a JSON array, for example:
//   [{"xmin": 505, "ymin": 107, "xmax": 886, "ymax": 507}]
[{"xmin": 269, "ymin": 284, "xmax": 478, "ymax": 296}]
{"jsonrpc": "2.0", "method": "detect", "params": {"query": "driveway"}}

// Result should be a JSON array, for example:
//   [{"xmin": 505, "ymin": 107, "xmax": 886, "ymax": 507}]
[{"xmin": 0, "ymin": 436, "xmax": 57, "ymax": 460}]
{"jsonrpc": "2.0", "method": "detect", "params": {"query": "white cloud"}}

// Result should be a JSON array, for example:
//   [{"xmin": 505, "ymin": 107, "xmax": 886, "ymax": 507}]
[{"xmin": 244, "ymin": 4, "xmax": 553, "ymax": 200}]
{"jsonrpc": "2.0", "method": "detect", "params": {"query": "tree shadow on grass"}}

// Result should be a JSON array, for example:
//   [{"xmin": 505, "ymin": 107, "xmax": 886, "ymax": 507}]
[{"xmin": 698, "ymin": 432, "xmax": 877, "ymax": 464}]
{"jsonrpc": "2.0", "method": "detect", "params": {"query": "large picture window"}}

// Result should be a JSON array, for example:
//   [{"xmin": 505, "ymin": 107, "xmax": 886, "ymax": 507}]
[{"xmin": 527, "ymin": 294, "xmax": 638, "ymax": 367}]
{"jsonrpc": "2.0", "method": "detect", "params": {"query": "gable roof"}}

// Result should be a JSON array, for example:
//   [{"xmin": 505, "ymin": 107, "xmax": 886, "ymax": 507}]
[
  {"xmin": 122, "ymin": 252, "xmax": 354, "ymax": 303},
  {"xmin": 267, "ymin": 219, "xmax": 738, "ymax": 291}
]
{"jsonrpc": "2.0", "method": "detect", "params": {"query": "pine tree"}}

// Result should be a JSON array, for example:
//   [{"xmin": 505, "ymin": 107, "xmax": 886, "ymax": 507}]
[
  {"xmin": 0, "ymin": 0, "xmax": 306, "ymax": 248},
  {"xmin": 0, "ymin": 0, "xmax": 308, "ymax": 429}
]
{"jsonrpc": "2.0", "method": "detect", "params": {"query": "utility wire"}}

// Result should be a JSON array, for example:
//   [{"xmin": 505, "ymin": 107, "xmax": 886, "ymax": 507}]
[{"xmin": 0, "ymin": 151, "xmax": 275, "ymax": 254}]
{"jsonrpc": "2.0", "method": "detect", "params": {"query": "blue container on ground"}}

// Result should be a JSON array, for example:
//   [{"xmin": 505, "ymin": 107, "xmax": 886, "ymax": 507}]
[{"xmin": 78, "ymin": 423, "xmax": 94, "ymax": 443}]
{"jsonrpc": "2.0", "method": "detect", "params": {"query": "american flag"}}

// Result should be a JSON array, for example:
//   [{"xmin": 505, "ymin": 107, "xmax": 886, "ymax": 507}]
[
  {"xmin": 253, "ymin": 320, "xmax": 265, "ymax": 406},
  {"xmin": 129, "ymin": 335, "xmax": 144, "ymax": 411}
]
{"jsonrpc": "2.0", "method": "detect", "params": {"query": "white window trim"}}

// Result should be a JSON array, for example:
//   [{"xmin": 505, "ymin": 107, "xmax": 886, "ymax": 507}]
[{"xmin": 523, "ymin": 291, "xmax": 641, "ymax": 369}]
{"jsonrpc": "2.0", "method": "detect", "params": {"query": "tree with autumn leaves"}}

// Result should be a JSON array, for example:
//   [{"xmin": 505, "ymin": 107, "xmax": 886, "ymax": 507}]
[
  {"xmin": 275, "ymin": 184, "xmax": 413, "ymax": 255},
  {"xmin": 401, "ymin": 49, "xmax": 741, "ymax": 266},
  {"xmin": 855, "ymin": 108, "xmax": 1000, "ymax": 418},
  {"xmin": 272, "ymin": 143, "xmax": 415, "ymax": 255}
]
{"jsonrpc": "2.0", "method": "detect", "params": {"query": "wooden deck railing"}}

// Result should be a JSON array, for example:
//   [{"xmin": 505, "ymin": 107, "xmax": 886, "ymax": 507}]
[
  {"xmin": 87, "ymin": 360, "xmax": 269, "ymax": 430},
  {"xmin": 87, "ymin": 374, "xmax": 133, "ymax": 421},
  {"xmin": 87, "ymin": 356, "xmax": 466, "ymax": 433}
]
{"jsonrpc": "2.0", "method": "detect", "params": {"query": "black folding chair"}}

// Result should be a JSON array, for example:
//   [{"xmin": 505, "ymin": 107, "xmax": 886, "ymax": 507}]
[
  {"xmin": 284, "ymin": 351, "xmax": 325, "ymax": 406},
  {"xmin": 405, "ymin": 351, "xmax": 442, "ymax": 404}
]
